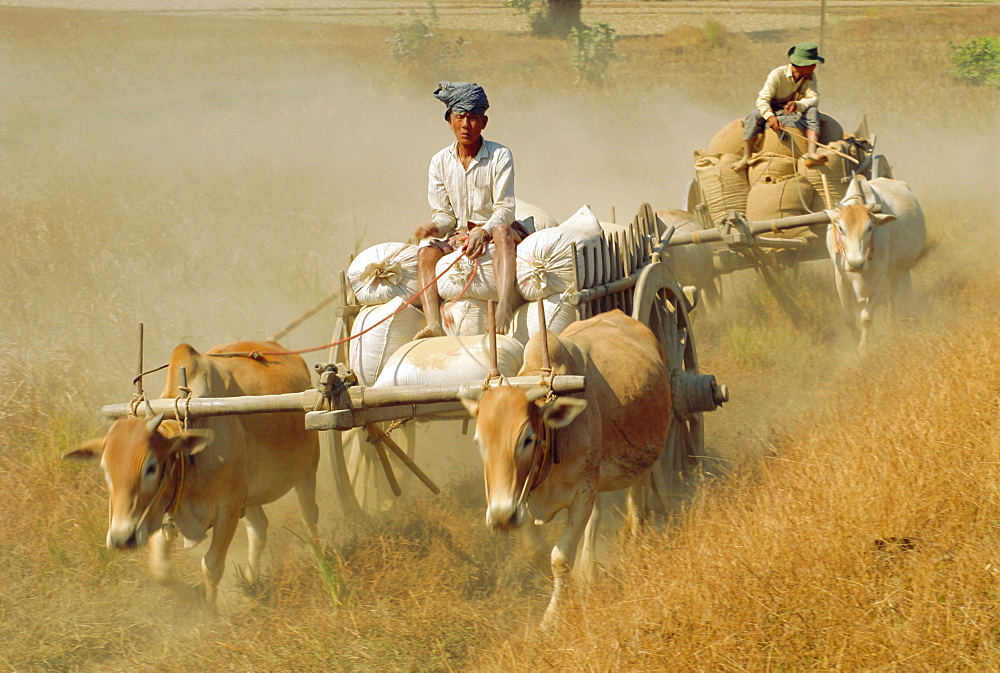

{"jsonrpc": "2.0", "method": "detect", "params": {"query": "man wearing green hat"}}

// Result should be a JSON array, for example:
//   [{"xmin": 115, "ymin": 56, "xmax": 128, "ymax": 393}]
[{"xmin": 732, "ymin": 42, "xmax": 826, "ymax": 171}]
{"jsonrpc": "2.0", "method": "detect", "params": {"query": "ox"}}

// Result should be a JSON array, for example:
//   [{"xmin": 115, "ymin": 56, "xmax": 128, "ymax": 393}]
[
  {"xmin": 460, "ymin": 309, "xmax": 671, "ymax": 628},
  {"xmin": 827, "ymin": 175, "xmax": 926, "ymax": 351},
  {"xmin": 64, "ymin": 340, "xmax": 320, "ymax": 605}
]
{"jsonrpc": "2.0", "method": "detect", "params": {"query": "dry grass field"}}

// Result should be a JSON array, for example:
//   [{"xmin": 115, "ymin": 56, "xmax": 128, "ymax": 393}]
[{"xmin": 1, "ymin": 2, "xmax": 998, "ymax": 671}]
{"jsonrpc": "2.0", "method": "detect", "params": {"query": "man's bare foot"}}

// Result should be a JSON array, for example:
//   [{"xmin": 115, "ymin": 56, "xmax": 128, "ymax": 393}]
[
  {"xmin": 494, "ymin": 306, "xmax": 513, "ymax": 335},
  {"xmin": 413, "ymin": 324, "xmax": 445, "ymax": 340},
  {"xmin": 730, "ymin": 157, "xmax": 749, "ymax": 172},
  {"xmin": 803, "ymin": 153, "xmax": 828, "ymax": 168}
]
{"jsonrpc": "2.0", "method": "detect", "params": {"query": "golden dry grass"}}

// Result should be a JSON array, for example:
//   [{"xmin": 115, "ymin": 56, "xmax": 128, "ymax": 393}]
[{"xmin": 1, "ymin": 3, "xmax": 998, "ymax": 671}]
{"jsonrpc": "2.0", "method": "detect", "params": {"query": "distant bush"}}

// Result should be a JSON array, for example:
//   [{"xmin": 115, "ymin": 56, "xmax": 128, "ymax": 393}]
[
  {"xmin": 663, "ymin": 19, "xmax": 731, "ymax": 53},
  {"xmin": 567, "ymin": 23, "xmax": 618, "ymax": 86},
  {"xmin": 387, "ymin": 3, "xmax": 465, "ymax": 61},
  {"xmin": 949, "ymin": 36, "xmax": 1000, "ymax": 88}
]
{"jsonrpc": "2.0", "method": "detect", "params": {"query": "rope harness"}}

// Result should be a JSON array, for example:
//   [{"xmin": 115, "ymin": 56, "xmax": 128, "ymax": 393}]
[
  {"xmin": 130, "ymin": 448, "xmax": 186, "ymax": 537},
  {"xmin": 208, "ymin": 249, "xmax": 478, "ymax": 361}
]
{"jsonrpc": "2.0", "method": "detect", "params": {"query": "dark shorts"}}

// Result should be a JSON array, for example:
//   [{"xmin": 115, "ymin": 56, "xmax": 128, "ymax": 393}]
[
  {"xmin": 423, "ymin": 220, "xmax": 531, "ymax": 254},
  {"xmin": 743, "ymin": 106, "xmax": 821, "ymax": 140}
]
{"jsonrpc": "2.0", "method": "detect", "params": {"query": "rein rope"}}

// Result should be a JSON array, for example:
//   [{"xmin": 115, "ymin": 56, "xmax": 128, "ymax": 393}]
[{"xmin": 208, "ymin": 249, "xmax": 478, "ymax": 361}]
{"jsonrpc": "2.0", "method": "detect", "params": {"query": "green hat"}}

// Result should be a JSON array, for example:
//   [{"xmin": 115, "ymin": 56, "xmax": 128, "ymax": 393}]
[{"xmin": 787, "ymin": 42, "xmax": 825, "ymax": 66}]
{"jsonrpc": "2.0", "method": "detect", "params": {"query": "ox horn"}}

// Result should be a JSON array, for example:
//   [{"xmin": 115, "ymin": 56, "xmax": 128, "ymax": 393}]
[
  {"xmin": 146, "ymin": 413, "xmax": 165, "ymax": 436},
  {"xmin": 457, "ymin": 386, "xmax": 484, "ymax": 402},
  {"xmin": 525, "ymin": 387, "xmax": 550, "ymax": 403}
]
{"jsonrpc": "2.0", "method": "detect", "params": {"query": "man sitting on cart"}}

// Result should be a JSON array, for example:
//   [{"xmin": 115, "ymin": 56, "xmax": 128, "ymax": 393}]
[
  {"xmin": 412, "ymin": 81, "xmax": 529, "ymax": 339},
  {"xmin": 732, "ymin": 42, "xmax": 827, "ymax": 172}
]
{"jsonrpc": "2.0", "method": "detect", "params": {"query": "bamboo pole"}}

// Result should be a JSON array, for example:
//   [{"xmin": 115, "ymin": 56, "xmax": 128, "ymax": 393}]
[
  {"xmin": 487, "ymin": 301, "xmax": 500, "ymax": 379},
  {"xmin": 133, "ymin": 323, "xmax": 144, "ymax": 415},
  {"xmin": 537, "ymin": 299, "xmax": 551, "ymax": 372},
  {"xmin": 820, "ymin": 173, "xmax": 834, "ymax": 209}
]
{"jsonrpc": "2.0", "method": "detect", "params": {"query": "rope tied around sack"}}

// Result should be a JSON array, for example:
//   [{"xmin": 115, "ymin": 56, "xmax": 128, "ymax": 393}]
[{"xmin": 357, "ymin": 260, "xmax": 402, "ymax": 287}]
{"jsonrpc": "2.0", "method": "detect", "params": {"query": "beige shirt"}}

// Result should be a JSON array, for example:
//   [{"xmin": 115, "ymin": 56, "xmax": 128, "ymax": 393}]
[
  {"xmin": 755, "ymin": 64, "xmax": 820, "ymax": 120},
  {"xmin": 428, "ymin": 138, "xmax": 515, "ymax": 237}
]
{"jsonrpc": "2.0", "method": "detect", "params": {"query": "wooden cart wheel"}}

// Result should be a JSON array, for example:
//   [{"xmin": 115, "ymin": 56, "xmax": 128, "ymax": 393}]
[
  {"xmin": 322, "ymin": 422, "xmax": 417, "ymax": 518},
  {"xmin": 631, "ymin": 260, "xmax": 708, "ymax": 516}
]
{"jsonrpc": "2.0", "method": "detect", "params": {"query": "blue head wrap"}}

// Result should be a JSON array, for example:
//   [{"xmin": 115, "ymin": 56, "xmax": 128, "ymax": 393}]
[{"xmin": 433, "ymin": 81, "xmax": 489, "ymax": 119}]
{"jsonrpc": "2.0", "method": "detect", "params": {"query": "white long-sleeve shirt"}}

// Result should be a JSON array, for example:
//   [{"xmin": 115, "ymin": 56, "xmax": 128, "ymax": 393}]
[
  {"xmin": 755, "ymin": 64, "xmax": 820, "ymax": 120},
  {"xmin": 428, "ymin": 138, "xmax": 515, "ymax": 237}
]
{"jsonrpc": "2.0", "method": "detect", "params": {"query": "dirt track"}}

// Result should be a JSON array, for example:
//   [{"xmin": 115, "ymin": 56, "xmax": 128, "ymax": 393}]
[{"xmin": 0, "ymin": 0, "xmax": 977, "ymax": 34}]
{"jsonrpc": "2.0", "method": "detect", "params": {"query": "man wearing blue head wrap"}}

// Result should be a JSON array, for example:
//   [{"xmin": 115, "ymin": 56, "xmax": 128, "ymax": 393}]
[{"xmin": 413, "ymin": 81, "xmax": 529, "ymax": 339}]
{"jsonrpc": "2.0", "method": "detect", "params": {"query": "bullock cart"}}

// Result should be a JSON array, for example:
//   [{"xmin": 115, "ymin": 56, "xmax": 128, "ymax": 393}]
[
  {"xmin": 102, "ymin": 203, "xmax": 729, "ymax": 520},
  {"xmin": 678, "ymin": 115, "xmax": 895, "ymax": 316}
]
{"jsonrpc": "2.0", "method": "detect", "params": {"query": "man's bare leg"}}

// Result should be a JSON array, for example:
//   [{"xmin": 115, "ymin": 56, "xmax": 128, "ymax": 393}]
[
  {"xmin": 491, "ymin": 223, "xmax": 519, "ymax": 334},
  {"xmin": 414, "ymin": 246, "xmax": 446, "ymax": 339},
  {"xmin": 731, "ymin": 137, "xmax": 755, "ymax": 172},
  {"xmin": 803, "ymin": 129, "xmax": 828, "ymax": 167}
]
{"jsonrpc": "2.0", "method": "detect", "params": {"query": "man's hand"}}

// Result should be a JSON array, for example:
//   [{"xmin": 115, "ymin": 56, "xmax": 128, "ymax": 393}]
[
  {"xmin": 414, "ymin": 222, "xmax": 439, "ymax": 240},
  {"xmin": 464, "ymin": 227, "xmax": 489, "ymax": 258},
  {"xmin": 782, "ymin": 100, "xmax": 798, "ymax": 114},
  {"xmin": 767, "ymin": 115, "xmax": 782, "ymax": 132}
]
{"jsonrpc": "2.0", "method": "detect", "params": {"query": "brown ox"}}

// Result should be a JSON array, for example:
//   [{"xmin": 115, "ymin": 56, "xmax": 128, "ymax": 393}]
[
  {"xmin": 460, "ymin": 309, "xmax": 671, "ymax": 628},
  {"xmin": 64, "ymin": 340, "xmax": 319, "ymax": 605}
]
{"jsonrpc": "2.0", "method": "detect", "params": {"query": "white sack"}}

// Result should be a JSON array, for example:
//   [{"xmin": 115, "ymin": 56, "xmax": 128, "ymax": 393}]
[
  {"xmin": 436, "ymin": 247, "xmax": 498, "ymax": 301},
  {"xmin": 348, "ymin": 242, "xmax": 419, "ymax": 306},
  {"xmin": 373, "ymin": 334, "xmax": 524, "ymax": 388},
  {"xmin": 508, "ymin": 295, "xmax": 580, "ymax": 345},
  {"xmin": 516, "ymin": 205, "xmax": 604, "ymax": 300},
  {"xmin": 516, "ymin": 199, "xmax": 559, "ymax": 233},
  {"xmin": 443, "ymin": 297, "xmax": 490, "ymax": 337},
  {"xmin": 349, "ymin": 297, "xmax": 425, "ymax": 386}
]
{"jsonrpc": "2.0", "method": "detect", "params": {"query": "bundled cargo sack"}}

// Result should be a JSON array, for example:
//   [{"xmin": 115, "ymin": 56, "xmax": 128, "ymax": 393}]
[
  {"xmin": 516, "ymin": 205, "xmax": 603, "ymax": 300},
  {"xmin": 530, "ymin": 293, "xmax": 580, "ymax": 338},
  {"xmin": 748, "ymin": 153, "xmax": 798, "ymax": 185},
  {"xmin": 694, "ymin": 153, "xmax": 750, "ymax": 226},
  {"xmin": 373, "ymin": 334, "xmax": 524, "ymax": 388},
  {"xmin": 348, "ymin": 242, "xmax": 419, "ymax": 306},
  {"xmin": 707, "ymin": 118, "xmax": 745, "ymax": 156},
  {"xmin": 509, "ymin": 295, "xmax": 580, "ymax": 345},
  {"xmin": 436, "ymin": 247, "xmax": 498, "ymax": 302},
  {"xmin": 516, "ymin": 199, "xmax": 559, "ymax": 233},
  {"xmin": 349, "ymin": 297, "xmax": 425, "ymax": 386},
  {"xmin": 442, "ymin": 297, "xmax": 490, "ymax": 337},
  {"xmin": 745, "ymin": 175, "xmax": 816, "ymax": 238}
]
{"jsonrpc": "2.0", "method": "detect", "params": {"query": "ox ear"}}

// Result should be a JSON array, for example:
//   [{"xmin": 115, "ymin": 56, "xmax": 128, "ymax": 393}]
[
  {"xmin": 63, "ymin": 436, "xmax": 105, "ymax": 462},
  {"xmin": 872, "ymin": 213, "xmax": 896, "ymax": 226},
  {"xmin": 169, "ymin": 429, "xmax": 215, "ymax": 458},
  {"xmin": 458, "ymin": 387, "xmax": 483, "ymax": 418},
  {"xmin": 541, "ymin": 398, "xmax": 587, "ymax": 429}
]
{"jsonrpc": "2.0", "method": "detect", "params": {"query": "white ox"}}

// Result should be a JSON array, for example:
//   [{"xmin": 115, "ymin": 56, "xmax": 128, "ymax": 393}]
[
  {"xmin": 460, "ymin": 309, "xmax": 671, "ymax": 628},
  {"xmin": 65, "ymin": 340, "xmax": 320, "ymax": 605},
  {"xmin": 827, "ymin": 175, "xmax": 926, "ymax": 351}
]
